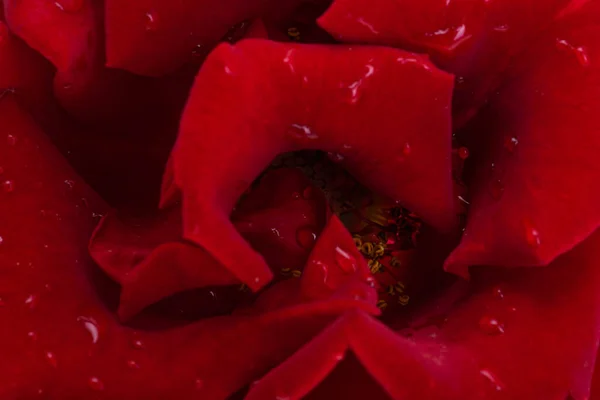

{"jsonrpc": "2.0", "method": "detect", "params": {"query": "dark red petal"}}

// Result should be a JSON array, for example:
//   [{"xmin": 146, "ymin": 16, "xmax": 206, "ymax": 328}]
[
  {"xmin": 104, "ymin": 0, "xmax": 306, "ymax": 76},
  {"xmin": 254, "ymin": 227, "xmax": 600, "ymax": 399},
  {"xmin": 4, "ymin": 0, "xmax": 97, "ymax": 71},
  {"xmin": 317, "ymin": 0, "xmax": 570, "ymax": 126},
  {"xmin": 170, "ymin": 39, "xmax": 454, "ymax": 291},
  {"xmin": 0, "ymin": 93, "xmax": 375, "ymax": 399},
  {"xmin": 446, "ymin": 21, "xmax": 600, "ymax": 274},
  {"xmin": 91, "ymin": 168, "xmax": 330, "ymax": 318}
]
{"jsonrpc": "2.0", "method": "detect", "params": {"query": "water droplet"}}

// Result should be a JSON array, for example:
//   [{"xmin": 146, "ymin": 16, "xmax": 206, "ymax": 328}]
[
  {"xmin": 64, "ymin": 180, "xmax": 75, "ymax": 190},
  {"xmin": 88, "ymin": 376, "xmax": 104, "ymax": 391},
  {"xmin": 0, "ymin": 236, "xmax": 3, "ymax": 245},
  {"xmin": 457, "ymin": 147, "xmax": 469, "ymax": 160},
  {"xmin": 402, "ymin": 142, "xmax": 412, "ymax": 156},
  {"xmin": 334, "ymin": 352, "xmax": 345, "ymax": 361},
  {"xmin": 488, "ymin": 179, "xmax": 504, "ymax": 200},
  {"xmin": 7, "ymin": 134, "xmax": 16, "ymax": 146},
  {"xmin": 254, "ymin": 276, "xmax": 260, "ymax": 284},
  {"xmin": 526, "ymin": 227, "xmax": 541, "ymax": 247},
  {"xmin": 45, "ymin": 352, "xmax": 58, "ymax": 368},
  {"xmin": 27, "ymin": 331, "xmax": 38, "ymax": 341},
  {"xmin": 287, "ymin": 124, "xmax": 318, "ymax": 140},
  {"xmin": 556, "ymin": 38, "xmax": 590, "ymax": 67},
  {"xmin": 25, "ymin": 294, "xmax": 38, "ymax": 310},
  {"xmin": 194, "ymin": 378, "xmax": 204, "ymax": 390},
  {"xmin": 575, "ymin": 47, "xmax": 590, "ymax": 67},
  {"xmin": 131, "ymin": 339, "xmax": 144, "ymax": 350},
  {"xmin": 479, "ymin": 315, "xmax": 505, "ymax": 335},
  {"xmin": 327, "ymin": 152, "xmax": 345, "ymax": 162},
  {"xmin": 54, "ymin": 0, "xmax": 83, "ymax": 12},
  {"xmin": 492, "ymin": 287, "xmax": 504, "ymax": 299},
  {"xmin": 3, "ymin": 180, "xmax": 14, "ymax": 193},
  {"xmin": 126, "ymin": 360, "xmax": 140, "ymax": 369},
  {"xmin": 144, "ymin": 12, "xmax": 158, "ymax": 31},
  {"xmin": 480, "ymin": 369, "xmax": 504, "ymax": 391},
  {"xmin": 77, "ymin": 316, "xmax": 99, "ymax": 344},
  {"xmin": 503, "ymin": 136, "xmax": 518, "ymax": 153},
  {"xmin": 493, "ymin": 24, "xmax": 510, "ymax": 32},
  {"xmin": 334, "ymin": 247, "xmax": 357, "ymax": 273},
  {"xmin": 296, "ymin": 227, "xmax": 317, "ymax": 250}
]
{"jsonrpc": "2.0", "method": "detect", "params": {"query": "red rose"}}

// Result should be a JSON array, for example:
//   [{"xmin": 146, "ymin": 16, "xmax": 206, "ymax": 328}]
[{"xmin": 1, "ymin": 0, "xmax": 600, "ymax": 399}]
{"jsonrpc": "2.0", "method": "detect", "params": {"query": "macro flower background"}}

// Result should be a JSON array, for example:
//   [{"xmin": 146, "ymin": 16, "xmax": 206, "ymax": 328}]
[{"xmin": 0, "ymin": 0, "xmax": 600, "ymax": 399}]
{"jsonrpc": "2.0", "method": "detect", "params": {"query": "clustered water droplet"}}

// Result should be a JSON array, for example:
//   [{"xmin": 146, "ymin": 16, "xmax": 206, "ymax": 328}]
[
  {"xmin": 556, "ymin": 38, "xmax": 590, "ymax": 67},
  {"xmin": 296, "ymin": 227, "xmax": 317, "ymax": 250},
  {"xmin": 77, "ymin": 316, "xmax": 99, "ymax": 344},
  {"xmin": 3, "ymin": 180, "xmax": 14, "ymax": 193},
  {"xmin": 334, "ymin": 246, "xmax": 357, "ymax": 273},
  {"xmin": 479, "ymin": 315, "xmax": 505, "ymax": 335},
  {"xmin": 88, "ymin": 376, "xmax": 104, "ymax": 391},
  {"xmin": 526, "ymin": 226, "xmax": 541, "ymax": 248},
  {"xmin": 144, "ymin": 12, "xmax": 158, "ymax": 31},
  {"xmin": 287, "ymin": 124, "xmax": 319, "ymax": 140}
]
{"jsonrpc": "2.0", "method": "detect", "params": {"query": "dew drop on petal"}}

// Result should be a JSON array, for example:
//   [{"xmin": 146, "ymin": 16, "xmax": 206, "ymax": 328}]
[
  {"xmin": 488, "ymin": 179, "xmax": 504, "ymax": 200},
  {"xmin": 194, "ymin": 378, "xmax": 204, "ymax": 390},
  {"xmin": 88, "ymin": 377, "xmax": 104, "ymax": 391},
  {"xmin": 457, "ymin": 147, "xmax": 469, "ymax": 160},
  {"xmin": 131, "ymin": 338, "xmax": 145, "ymax": 350},
  {"xmin": 54, "ymin": 0, "xmax": 83, "ymax": 12},
  {"xmin": 126, "ymin": 360, "xmax": 140, "ymax": 369},
  {"xmin": 480, "ymin": 369, "xmax": 504, "ymax": 391},
  {"xmin": 334, "ymin": 247, "xmax": 357, "ymax": 273},
  {"xmin": 479, "ymin": 315, "xmax": 505, "ymax": 335},
  {"xmin": 6, "ymin": 134, "xmax": 16, "ymax": 146},
  {"xmin": 526, "ymin": 227, "xmax": 541, "ymax": 248},
  {"xmin": 296, "ymin": 227, "xmax": 317, "ymax": 250},
  {"xmin": 27, "ymin": 331, "xmax": 38, "ymax": 341},
  {"xmin": 402, "ymin": 142, "xmax": 412, "ymax": 156},
  {"xmin": 45, "ymin": 352, "xmax": 58, "ymax": 368},
  {"xmin": 25, "ymin": 294, "xmax": 38, "ymax": 310},
  {"xmin": 334, "ymin": 352, "xmax": 345, "ymax": 361},
  {"xmin": 327, "ymin": 152, "xmax": 345, "ymax": 162},
  {"xmin": 144, "ymin": 12, "xmax": 158, "ymax": 31},
  {"xmin": 575, "ymin": 47, "xmax": 590, "ymax": 67},
  {"xmin": 503, "ymin": 136, "xmax": 518, "ymax": 153},
  {"xmin": 3, "ymin": 180, "xmax": 14, "ymax": 193},
  {"xmin": 77, "ymin": 316, "xmax": 99, "ymax": 344},
  {"xmin": 492, "ymin": 287, "xmax": 504, "ymax": 299},
  {"xmin": 287, "ymin": 124, "xmax": 318, "ymax": 140}
]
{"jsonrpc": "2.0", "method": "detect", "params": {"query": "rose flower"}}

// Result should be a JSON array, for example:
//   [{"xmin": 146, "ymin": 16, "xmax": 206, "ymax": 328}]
[{"xmin": 0, "ymin": 0, "xmax": 599, "ymax": 399}]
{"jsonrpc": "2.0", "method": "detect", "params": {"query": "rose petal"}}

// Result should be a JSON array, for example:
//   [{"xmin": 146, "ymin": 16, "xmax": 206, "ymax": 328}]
[
  {"xmin": 317, "ymin": 0, "xmax": 570, "ymax": 127},
  {"xmin": 446, "ymin": 20, "xmax": 600, "ymax": 275},
  {"xmin": 251, "ymin": 226, "xmax": 600, "ymax": 399},
  {"xmin": 104, "ymin": 0, "xmax": 307, "ymax": 76},
  {"xmin": 169, "ymin": 39, "xmax": 454, "ymax": 292},
  {"xmin": 0, "ymin": 96, "xmax": 379, "ymax": 398},
  {"xmin": 90, "ymin": 168, "xmax": 330, "ymax": 318}
]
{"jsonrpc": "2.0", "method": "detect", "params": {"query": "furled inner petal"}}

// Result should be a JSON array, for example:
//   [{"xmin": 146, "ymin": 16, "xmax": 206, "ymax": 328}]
[{"xmin": 168, "ymin": 38, "xmax": 454, "ymax": 292}]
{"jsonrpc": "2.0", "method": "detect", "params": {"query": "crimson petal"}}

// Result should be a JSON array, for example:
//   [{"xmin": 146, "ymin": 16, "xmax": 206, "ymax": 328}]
[
  {"xmin": 446, "ymin": 18, "xmax": 600, "ymax": 274},
  {"xmin": 317, "ymin": 0, "xmax": 571, "ymax": 127},
  {"xmin": 104, "ymin": 0, "xmax": 307, "ymax": 76},
  {"xmin": 169, "ymin": 38, "xmax": 454, "ymax": 292}
]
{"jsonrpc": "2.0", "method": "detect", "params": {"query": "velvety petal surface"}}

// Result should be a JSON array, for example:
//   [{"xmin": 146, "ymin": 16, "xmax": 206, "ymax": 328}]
[
  {"xmin": 104, "ymin": 0, "xmax": 310, "ymax": 76},
  {"xmin": 168, "ymin": 38, "xmax": 454, "ymax": 293},
  {"xmin": 248, "ymin": 227, "xmax": 600, "ymax": 400},
  {"xmin": 317, "ymin": 0, "xmax": 571, "ymax": 126},
  {"xmin": 446, "ymin": 12, "xmax": 600, "ymax": 274}
]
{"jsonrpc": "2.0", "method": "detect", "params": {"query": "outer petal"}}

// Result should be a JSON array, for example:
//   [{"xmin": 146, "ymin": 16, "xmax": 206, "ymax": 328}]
[
  {"xmin": 249, "ymin": 227, "xmax": 600, "ymax": 400},
  {"xmin": 0, "ymin": 94, "xmax": 379, "ymax": 398},
  {"xmin": 169, "ymin": 39, "xmax": 454, "ymax": 291},
  {"xmin": 104, "ymin": 0, "xmax": 308, "ymax": 76},
  {"xmin": 446, "ymin": 19, "xmax": 600, "ymax": 274},
  {"xmin": 317, "ymin": 0, "xmax": 570, "ymax": 126}
]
